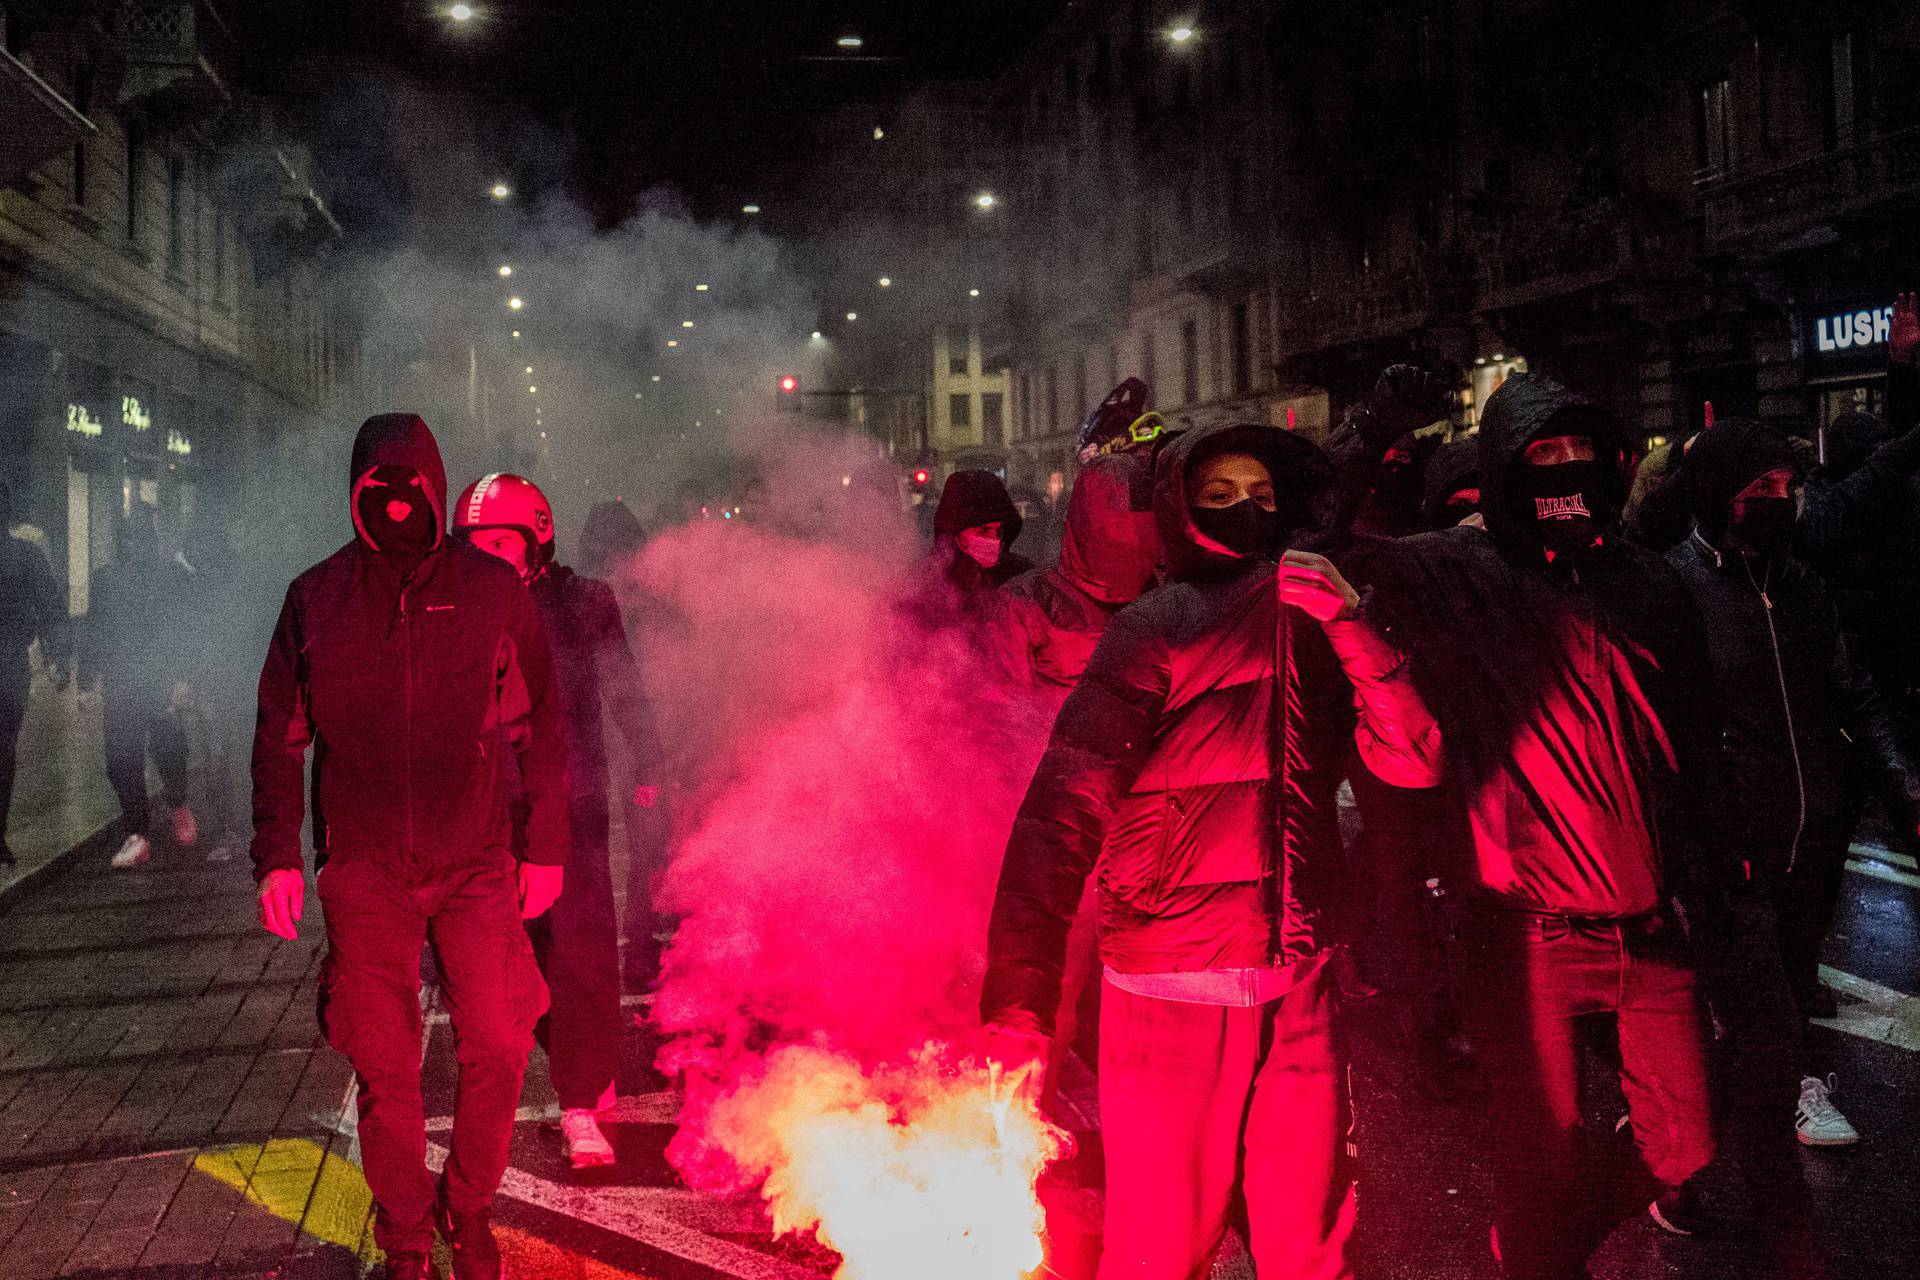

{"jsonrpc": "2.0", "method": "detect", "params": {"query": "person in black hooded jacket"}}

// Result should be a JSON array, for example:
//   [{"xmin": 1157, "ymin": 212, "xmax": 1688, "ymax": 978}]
[
  {"xmin": 924, "ymin": 469, "xmax": 1032, "ymax": 608},
  {"xmin": 983, "ymin": 421, "xmax": 1442, "ymax": 1280},
  {"xmin": 251, "ymin": 414, "xmax": 568, "ymax": 1280},
  {"xmin": 1353, "ymin": 372, "xmax": 1723, "ymax": 1276},
  {"xmin": 1669, "ymin": 419, "xmax": 1920, "ymax": 1141},
  {"xmin": 455, "ymin": 472, "xmax": 666, "ymax": 1172}
]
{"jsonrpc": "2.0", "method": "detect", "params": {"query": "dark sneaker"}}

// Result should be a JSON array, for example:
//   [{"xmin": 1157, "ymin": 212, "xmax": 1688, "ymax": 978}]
[
  {"xmin": 382, "ymin": 1253, "xmax": 431, "ymax": 1280},
  {"xmin": 436, "ymin": 1195, "xmax": 504, "ymax": 1280}
]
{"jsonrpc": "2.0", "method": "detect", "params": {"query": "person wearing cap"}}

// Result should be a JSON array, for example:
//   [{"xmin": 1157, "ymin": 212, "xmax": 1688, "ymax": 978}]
[
  {"xmin": 251, "ymin": 415, "xmax": 568, "ymax": 1280},
  {"xmin": 454, "ymin": 473, "xmax": 666, "ymax": 1172}
]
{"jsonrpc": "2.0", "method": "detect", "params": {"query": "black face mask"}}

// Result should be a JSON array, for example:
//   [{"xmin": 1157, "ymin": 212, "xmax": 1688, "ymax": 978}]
[
  {"xmin": 1192, "ymin": 499, "xmax": 1281, "ymax": 558},
  {"xmin": 357, "ymin": 470, "xmax": 437, "ymax": 562},
  {"xmin": 1728, "ymin": 497, "xmax": 1796, "ymax": 557},
  {"xmin": 1511, "ymin": 460, "xmax": 1609, "ymax": 559}
]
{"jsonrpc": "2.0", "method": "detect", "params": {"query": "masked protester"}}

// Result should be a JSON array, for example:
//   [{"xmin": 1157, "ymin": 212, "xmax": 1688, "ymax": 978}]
[
  {"xmin": 1674, "ymin": 421, "xmax": 1920, "ymax": 1146},
  {"xmin": 251, "ymin": 416, "xmax": 568, "ymax": 1280},
  {"xmin": 1420, "ymin": 441, "xmax": 1482, "ymax": 531},
  {"xmin": 83, "ymin": 505, "xmax": 197, "ymax": 869},
  {"xmin": 914, "ymin": 470, "xmax": 1032, "ymax": 627},
  {"xmin": 454, "ymin": 473, "xmax": 667, "ymax": 1171},
  {"xmin": 0, "ymin": 480, "xmax": 69, "ymax": 867},
  {"xmin": 983, "ymin": 422, "xmax": 1443, "ymax": 1280},
  {"xmin": 1353, "ymin": 373, "xmax": 1724, "ymax": 1275}
]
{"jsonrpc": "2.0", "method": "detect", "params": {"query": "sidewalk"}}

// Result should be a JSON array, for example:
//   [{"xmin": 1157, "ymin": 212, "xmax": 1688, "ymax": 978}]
[{"xmin": 2, "ymin": 670, "xmax": 119, "ymax": 899}]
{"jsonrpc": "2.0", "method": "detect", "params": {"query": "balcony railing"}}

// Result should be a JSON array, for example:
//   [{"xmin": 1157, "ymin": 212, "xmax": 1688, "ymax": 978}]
[
  {"xmin": 1701, "ymin": 126, "xmax": 1920, "ymax": 249},
  {"xmin": 110, "ymin": 1, "xmax": 230, "ymax": 119},
  {"xmin": 1283, "ymin": 266, "xmax": 1435, "ymax": 349},
  {"xmin": 0, "ymin": 48, "xmax": 96, "ymax": 186},
  {"xmin": 1479, "ymin": 198, "xmax": 1642, "ymax": 311}
]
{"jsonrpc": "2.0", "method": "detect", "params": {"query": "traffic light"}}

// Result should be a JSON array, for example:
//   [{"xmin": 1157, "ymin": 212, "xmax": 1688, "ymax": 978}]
[
  {"xmin": 911, "ymin": 466, "xmax": 932, "ymax": 489},
  {"xmin": 776, "ymin": 374, "xmax": 801, "ymax": 412}
]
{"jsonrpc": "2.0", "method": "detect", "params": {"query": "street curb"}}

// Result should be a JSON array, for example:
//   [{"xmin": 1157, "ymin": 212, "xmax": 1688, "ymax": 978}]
[{"xmin": 0, "ymin": 822, "xmax": 122, "ymax": 911}]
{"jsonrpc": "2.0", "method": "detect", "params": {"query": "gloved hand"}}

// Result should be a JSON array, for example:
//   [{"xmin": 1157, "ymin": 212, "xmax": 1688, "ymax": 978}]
[
  {"xmin": 1892, "ymin": 291, "xmax": 1917, "ymax": 368},
  {"xmin": 517, "ymin": 861, "xmax": 564, "ymax": 919},
  {"xmin": 1366, "ymin": 364, "xmax": 1455, "ymax": 444},
  {"xmin": 982, "ymin": 1021, "xmax": 1051, "ymax": 1075},
  {"xmin": 257, "ymin": 868, "xmax": 305, "ymax": 940}
]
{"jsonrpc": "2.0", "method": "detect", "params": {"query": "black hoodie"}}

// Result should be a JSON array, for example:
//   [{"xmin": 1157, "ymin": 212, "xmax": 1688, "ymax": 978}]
[
  {"xmin": 982, "ymin": 421, "xmax": 1440, "ymax": 1037},
  {"xmin": 929, "ymin": 470, "xmax": 1032, "ymax": 595},
  {"xmin": 1358, "ymin": 375, "xmax": 1726, "ymax": 916},
  {"xmin": 1666, "ymin": 418, "xmax": 1920, "ymax": 874},
  {"xmin": 251, "ymin": 414, "xmax": 568, "ymax": 882}
]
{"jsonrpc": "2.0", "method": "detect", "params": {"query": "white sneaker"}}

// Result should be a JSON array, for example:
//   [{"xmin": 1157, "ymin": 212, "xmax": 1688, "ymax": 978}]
[
  {"xmin": 110, "ymin": 834, "xmax": 152, "ymax": 869},
  {"xmin": 1796, "ymin": 1074, "xmax": 1860, "ymax": 1146},
  {"xmin": 560, "ymin": 1108, "xmax": 616, "ymax": 1169}
]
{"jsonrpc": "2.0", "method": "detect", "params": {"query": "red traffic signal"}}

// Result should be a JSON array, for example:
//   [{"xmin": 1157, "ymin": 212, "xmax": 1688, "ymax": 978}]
[
  {"xmin": 911, "ymin": 467, "xmax": 931, "ymax": 487},
  {"xmin": 778, "ymin": 374, "xmax": 799, "ymax": 394}
]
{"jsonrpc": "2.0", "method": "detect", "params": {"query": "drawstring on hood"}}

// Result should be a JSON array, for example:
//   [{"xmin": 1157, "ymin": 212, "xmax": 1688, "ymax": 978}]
[{"xmin": 1153, "ymin": 421, "xmax": 1331, "ymax": 581}]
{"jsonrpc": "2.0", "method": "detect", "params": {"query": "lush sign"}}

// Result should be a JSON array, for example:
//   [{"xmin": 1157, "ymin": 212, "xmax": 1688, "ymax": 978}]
[{"xmin": 1813, "ymin": 305, "xmax": 1892, "ymax": 355}]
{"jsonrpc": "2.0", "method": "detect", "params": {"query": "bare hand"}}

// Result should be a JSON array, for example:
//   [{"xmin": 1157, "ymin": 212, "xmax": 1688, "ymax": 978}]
[
  {"xmin": 1278, "ymin": 550, "xmax": 1361, "ymax": 623},
  {"xmin": 258, "ymin": 868, "xmax": 305, "ymax": 940},
  {"xmin": 518, "ymin": 862, "xmax": 564, "ymax": 919},
  {"xmin": 1893, "ymin": 291, "xmax": 1918, "ymax": 368}
]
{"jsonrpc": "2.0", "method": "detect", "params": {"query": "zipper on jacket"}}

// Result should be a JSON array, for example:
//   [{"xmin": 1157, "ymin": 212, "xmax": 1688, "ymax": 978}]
[
  {"xmin": 400, "ymin": 576, "xmax": 415, "ymax": 862},
  {"xmin": 1744, "ymin": 555, "xmax": 1806, "ymax": 873}
]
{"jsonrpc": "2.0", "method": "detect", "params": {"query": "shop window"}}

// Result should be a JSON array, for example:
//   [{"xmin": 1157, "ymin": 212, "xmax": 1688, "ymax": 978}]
[
  {"xmin": 982, "ymin": 392, "xmax": 1005, "ymax": 445},
  {"xmin": 949, "ymin": 392, "xmax": 971, "ymax": 431},
  {"xmin": 948, "ymin": 325, "xmax": 969, "ymax": 375},
  {"xmin": 1693, "ymin": 78, "xmax": 1732, "ymax": 179}
]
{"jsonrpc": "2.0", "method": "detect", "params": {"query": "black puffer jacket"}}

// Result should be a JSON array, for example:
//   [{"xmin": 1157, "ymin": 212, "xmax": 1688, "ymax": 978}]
[
  {"xmin": 529, "ymin": 564, "xmax": 662, "ymax": 801},
  {"xmin": 991, "ymin": 453, "xmax": 1158, "ymax": 700},
  {"xmin": 251, "ymin": 414, "xmax": 568, "ymax": 881},
  {"xmin": 1357, "ymin": 375, "xmax": 1726, "ymax": 917},
  {"xmin": 1666, "ymin": 419, "xmax": 1920, "ymax": 875},
  {"xmin": 982, "ymin": 422, "xmax": 1443, "ymax": 1037}
]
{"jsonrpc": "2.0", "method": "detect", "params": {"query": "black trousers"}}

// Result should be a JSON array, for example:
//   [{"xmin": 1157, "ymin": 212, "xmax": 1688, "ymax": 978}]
[
  {"xmin": 102, "ymin": 683, "xmax": 187, "ymax": 837},
  {"xmin": 526, "ymin": 796, "xmax": 622, "ymax": 1111},
  {"xmin": 0, "ymin": 656, "xmax": 29, "ymax": 847}
]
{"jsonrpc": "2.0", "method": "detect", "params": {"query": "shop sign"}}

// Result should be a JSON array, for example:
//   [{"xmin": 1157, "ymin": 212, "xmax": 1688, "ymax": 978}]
[
  {"xmin": 121, "ymin": 395, "xmax": 153, "ymax": 431},
  {"xmin": 1812, "ymin": 303, "xmax": 1893, "ymax": 356},
  {"xmin": 165, "ymin": 429, "xmax": 192, "ymax": 457},
  {"xmin": 65, "ymin": 403, "xmax": 103, "ymax": 438}
]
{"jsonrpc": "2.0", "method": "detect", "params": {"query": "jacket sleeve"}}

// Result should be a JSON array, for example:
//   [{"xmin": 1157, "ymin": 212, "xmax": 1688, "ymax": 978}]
[
  {"xmin": 1889, "ymin": 359, "xmax": 1919, "ymax": 435},
  {"xmin": 1320, "ymin": 599, "xmax": 1443, "ymax": 789},
  {"xmin": 249, "ymin": 585, "xmax": 313, "ymax": 882},
  {"xmin": 980, "ymin": 607, "xmax": 1170, "ymax": 1037},
  {"xmin": 1797, "ymin": 423, "xmax": 1920, "ymax": 560},
  {"xmin": 1824, "ymin": 595, "xmax": 1920, "ymax": 834},
  {"xmin": 1656, "ymin": 588, "xmax": 1738, "ymax": 904},
  {"xmin": 499, "ymin": 580, "xmax": 570, "ymax": 865},
  {"xmin": 587, "ymin": 582, "xmax": 665, "ymax": 788}
]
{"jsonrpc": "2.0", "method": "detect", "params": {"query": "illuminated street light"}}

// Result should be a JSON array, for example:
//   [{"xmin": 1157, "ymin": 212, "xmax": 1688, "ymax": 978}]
[
  {"xmin": 837, "ymin": 35, "xmax": 864, "ymax": 49},
  {"xmin": 845, "ymin": 311, "xmax": 858, "ymax": 322},
  {"xmin": 810, "ymin": 330, "xmax": 824, "ymax": 342},
  {"xmin": 968, "ymin": 287, "xmax": 981, "ymax": 297},
  {"xmin": 681, "ymin": 319, "xmax": 695, "ymax": 328},
  {"xmin": 524, "ymin": 365, "xmax": 533, "ymax": 374},
  {"xmin": 507, "ymin": 296, "xmax": 524, "ymax": 311},
  {"xmin": 511, "ymin": 329, "xmax": 521, "ymax": 338},
  {"xmin": 873, "ymin": 126, "xmax": 885, "ymax": 141},
  {"xmin": 651, "ymin": 374, "xmax": 662, "ymax": 382},
  {"xmin": 449, "ymin": 4, "xmax": 475, "ymax": 21},
  {"xmin": 490, "ymin": 182, "xmax": 511, "ymax": 200},
  {"xmin": 694, "ymin": 283, "xmax": 710, "ymax": 291},
  {"xmin": 667, "ymin": 339, "xmax": 679, "ymax": 347},
  {"xmin": 1169, "ymin": 23, "xmax": 1195, "ymax": 43},
  {"xmin": 497, "ymin": 264, "xmax": 512, "ymax": 277},
  {"xmin": 528, "ymin": 385, "xmax": 537, "ymax": 394},
  {"xmin": 741, "ymin": 203, "xmax": 761, "ymax": 214},
  {"xmin": 974, "ymin": 191, "xmax": 996, "ymax": 210},
  {"xmin": 878, "ymin": 276, "xmax": 891, "ymax": 287}
]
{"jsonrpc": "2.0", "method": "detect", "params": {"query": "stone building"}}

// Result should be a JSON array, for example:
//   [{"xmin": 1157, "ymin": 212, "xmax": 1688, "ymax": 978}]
[{"xmin": 0, "ymin": 0, "xmax": 354, "ymax": 613}]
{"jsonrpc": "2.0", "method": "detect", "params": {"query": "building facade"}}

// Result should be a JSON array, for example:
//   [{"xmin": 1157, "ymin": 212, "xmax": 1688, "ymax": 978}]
[{"xmin": 1, "ymin": 0, "xmax": 353, "ymax": 614}]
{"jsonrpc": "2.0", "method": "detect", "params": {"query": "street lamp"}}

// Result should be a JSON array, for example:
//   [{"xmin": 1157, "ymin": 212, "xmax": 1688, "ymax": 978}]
[
  {"xmin": 524, "ymin": 365, "xmax": 533, "ymax": 374},
  {"xmin": 845, "ymin": 311, "xmax": 858, "ymax": 322},
  {"xmin": 507, "ymin": 296, "xmax": 523, "ymax": 311},
  {"xmin": 497, "ymin": 264, "xmax": 512, "ymax": 277},
  {"xmin": 968, "ymin": 287, "xmax": 981, "ymax": 297},
  {"xmin": 741, "ymin": 203, "xmax": 761, "ymax": 215},
  {"xmin": 1168, "ymin": 23, "xmax": 1195, "ymax": 44},
  {"xmin": 872, "ymin": 126, "xmax": 885, "ymax": 141},
  {"xmin": 681, "ymin": 319, "xmax": 695, "ymax": 328},
  {"xmin": 667, "ymin": 339, "xmax": 679, "ymax": 348},
  {"xmin": 528, "ymin": 385, "xmax": 537, "ymax": 394},
  {"xmin": 651, "ymin": 374, "xmax": 662, "ymax": 382},
  {"xmin": 837, "ymin": 35, "xmax": 864, "ymax": 50},
  {"xmin": 810, "ymin": 330, "xmax": 824, "ymax": 342},
  {"xmin": 974, "ymin": 191, "xmax": 997, "ymax": 210},
  {"xmin": 449, "ymin": 4, "xmax": 475, "ymax": 22},
  {"xmin": 490, "ymin": 182, "xmax": 511, "ymax": 200},
  {"xmin": 511, "ymin": 329, "xmax": 521, "ymax": 338},
  {"xmin": 878, "ymin": 276, "xmax": 891, "ymax": 288},
  {"xmin": 694, "ymin": 283, "xmax": 710, "ymax": 291}
]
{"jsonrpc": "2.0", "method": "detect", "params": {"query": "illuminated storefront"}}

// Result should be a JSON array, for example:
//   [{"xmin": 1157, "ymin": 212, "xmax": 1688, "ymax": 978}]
[{"xmin": 1805, "ymin": 297, "xmax": 1895, "ymax": 432}]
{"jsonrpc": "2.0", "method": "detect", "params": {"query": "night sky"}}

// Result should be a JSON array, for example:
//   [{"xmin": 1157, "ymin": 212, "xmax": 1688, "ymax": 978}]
[{"xmin": 227, "ymin": 0, "xmax": 1067, "ymax": 232}]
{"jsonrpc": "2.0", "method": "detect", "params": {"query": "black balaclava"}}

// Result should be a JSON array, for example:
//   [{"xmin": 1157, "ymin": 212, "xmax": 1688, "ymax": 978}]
[
  {"xmin": 1511, "ymin": 458, "xmax": 1610, "ymax": 560},
  {"xmin": 1191, "ymin": 500, "xmax": 1282, "ymax": 557},
  {"xmin": 1686, "ymin": 417, "xmax": 1799, "ymax": 558},
  {"xmin": 356, "ymin": 464, "xmax": 437, "ymax": 567}
]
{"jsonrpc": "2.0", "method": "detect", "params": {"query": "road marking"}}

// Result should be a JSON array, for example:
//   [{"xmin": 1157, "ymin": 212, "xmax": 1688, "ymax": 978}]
[
  {"xmin": 425, "ymin": 1140, "xmax": 817, "ymax": 1280},
  {"xmin": 1817, "ymin": 965, "xmax": 1920, "ymax": 1053}
]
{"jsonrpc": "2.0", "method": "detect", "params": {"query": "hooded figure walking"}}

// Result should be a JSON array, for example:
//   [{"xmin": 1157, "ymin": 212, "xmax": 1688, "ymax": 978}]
[
  {"xmin": 983, "ymin": 421, "xmax": 1444, "ymax": 1279},
  {"xmin": 251, "ymin": 415, "xmax": 569, "ymax": 1280}
]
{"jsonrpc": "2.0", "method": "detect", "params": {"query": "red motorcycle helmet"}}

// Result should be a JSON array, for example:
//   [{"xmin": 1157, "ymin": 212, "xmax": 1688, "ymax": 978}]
[{"xmin": 453, "ymin": 472, "xmax": 555, "ymax": 574}]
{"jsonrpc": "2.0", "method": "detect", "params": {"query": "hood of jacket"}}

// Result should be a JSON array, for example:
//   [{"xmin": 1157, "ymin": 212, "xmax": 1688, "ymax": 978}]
[
  {"xmin": 349, "ymin": 413, "xmax": 448, "ymax": 552},
  {"xmin": 1058, "ymin": 453, "xmax": 1159, "ymax": 605},
  {"xmin": 933, "ymin": 469, "xmax": 1024, "ymax": 545},
  {"xmin": 1154, "ymin": 420, "xmax": 1331, "ymax": 581},
  {"xmin": 1683, "ymin": 417, "xmax": 1798, "ymax": 548},
  {"xmin": 579, "ymin": 499, "xmax": 646, "ymax": 577},
  {"xmin": 1820, "ymin": 410, "xmax": 1890, "ymax": 478},
  {"xmin": 1475, "ymin": 372, "xmax": 1626, "ymax": 542},
  {"xmin": 1421, "ymin": 439, "xmax": 1482, "ymax": 529}
]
